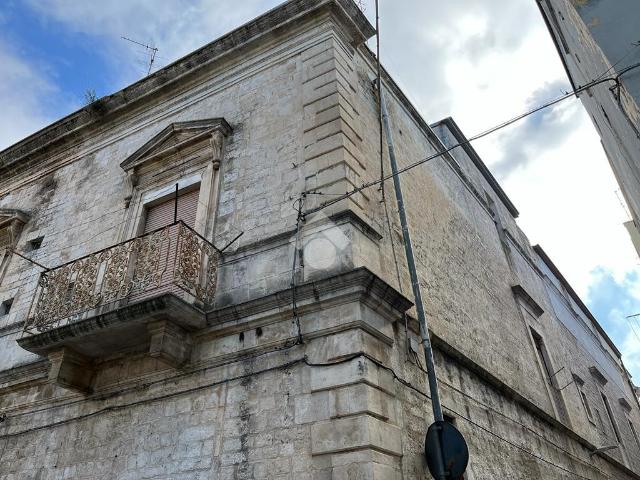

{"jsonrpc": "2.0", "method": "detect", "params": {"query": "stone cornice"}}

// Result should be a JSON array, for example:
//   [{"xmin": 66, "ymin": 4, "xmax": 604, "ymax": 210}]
[
  {"xmin": 207, "ymin": 267, "xmax": 412, "ymax": 325},
  {"xmin": 0, "ymin": 359, "xmax": 49, "ymax": 394},
  {"xmin": 511, "ymin": 284, "xmax": 544, "ymax": 318}
]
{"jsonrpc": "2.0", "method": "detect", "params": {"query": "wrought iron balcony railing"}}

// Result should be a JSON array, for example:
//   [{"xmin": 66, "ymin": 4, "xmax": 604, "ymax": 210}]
[{"xmin": 23, "ymin": 221, "xmax": 219, "ymax": 334}]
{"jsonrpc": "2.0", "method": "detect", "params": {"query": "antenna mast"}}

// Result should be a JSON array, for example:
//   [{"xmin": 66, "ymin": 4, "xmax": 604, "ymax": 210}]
[{"xmin": 121, "ymin": 36, "xmax": 159, "ymax": 76}]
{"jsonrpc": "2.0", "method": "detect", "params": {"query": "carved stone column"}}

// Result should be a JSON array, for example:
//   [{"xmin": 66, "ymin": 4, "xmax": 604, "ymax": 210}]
[{"xmin": 194, "ymin": 129, "xmax": 225, "ymax": 238}]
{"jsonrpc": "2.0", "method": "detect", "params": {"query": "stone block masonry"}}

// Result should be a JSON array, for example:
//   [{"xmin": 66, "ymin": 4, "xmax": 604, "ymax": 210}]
[{"xmin": 0, "ymin": 0, "xmax": 639, "ymax": 479}]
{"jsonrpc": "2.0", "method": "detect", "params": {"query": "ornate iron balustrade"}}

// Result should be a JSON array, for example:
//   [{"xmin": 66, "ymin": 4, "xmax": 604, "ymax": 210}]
[{"xmin": 23, "ymin": 222, "xmax": 219, "ymax": 334}]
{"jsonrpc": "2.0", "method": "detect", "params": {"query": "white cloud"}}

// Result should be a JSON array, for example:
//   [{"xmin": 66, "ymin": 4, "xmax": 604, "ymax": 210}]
[
  {"xmin": 503, "ymin": 109, "xmax": 638, "ymax": 295},
  {"xmin": 0, "ymin": 41, "xmax": 57, "ymax": 149},
  {"xmin": 24, "ymin": 0, "xmax": 279, "ymax": 87}
]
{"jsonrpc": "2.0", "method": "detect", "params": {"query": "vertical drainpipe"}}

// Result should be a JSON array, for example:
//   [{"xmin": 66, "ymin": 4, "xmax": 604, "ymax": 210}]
[{"xmin": 379, "ymin": 83, "xmax": 447, "ymax": 480}]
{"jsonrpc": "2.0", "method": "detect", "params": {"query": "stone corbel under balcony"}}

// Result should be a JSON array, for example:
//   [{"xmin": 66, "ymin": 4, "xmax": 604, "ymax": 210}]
[{"xmin": 19, "ymin": 294, "xmax": 204, "ymax": 393}]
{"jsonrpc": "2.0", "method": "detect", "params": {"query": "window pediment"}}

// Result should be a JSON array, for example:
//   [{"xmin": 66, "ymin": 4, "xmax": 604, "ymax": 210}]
[
  {"xmin": 0, "ymin": 209, "xmax": 29, "ymax": 249},
  {"xmin": 120, "ymin": 118, "xmax": 232, "ymax": 173},
  {"xmin": 589, "ymin": 365, "xmax": 608, "ymax": 386}
]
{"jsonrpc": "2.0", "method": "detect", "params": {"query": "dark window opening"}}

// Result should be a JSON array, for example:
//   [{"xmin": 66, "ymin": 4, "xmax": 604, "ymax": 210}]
[
  {"xmin": 1, "ymin": 298, "xmax": 13, "ymax": 316},
  {"xmin": 28, "ymin": 236, "xmax": 44, "ymax": 251},
  {"xmin": 579, "ymin": 389, "xmax": 595, "ymax": 424},
  {"xmin": 601, "ymin": 393, "xmax": 622, "ymax": 443},
  {"xmin": 629, "ymin": 419, "xmax": 640, "ymax": 453},
  {"xmin": 601, "ymin": 106, "xmax": 611, "ymax": 126},
  {"xmin": 531, "ymin": 329, "xmax": 553, "ymax": 381}
]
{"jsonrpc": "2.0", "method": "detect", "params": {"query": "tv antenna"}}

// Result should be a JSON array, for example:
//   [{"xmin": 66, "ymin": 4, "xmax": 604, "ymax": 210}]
[{"xmin": 121, "ymin": 36, "xmax": 159, "ymax": 76}]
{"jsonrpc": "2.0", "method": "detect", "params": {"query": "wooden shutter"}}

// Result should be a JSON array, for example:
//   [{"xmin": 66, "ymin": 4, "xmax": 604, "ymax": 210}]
[
  {"xmin": 129, "ymin": 186, "xmax": 200, "ymax": 304},
  {"xmin": 144, "ymin": 188, "xmax": 199, "ymax": 233}
]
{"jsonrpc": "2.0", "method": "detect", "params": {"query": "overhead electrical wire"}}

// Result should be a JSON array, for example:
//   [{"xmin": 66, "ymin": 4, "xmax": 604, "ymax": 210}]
[
  {"xmin": 0, "ymin": 349, "xmax": 614, "ymax": 479},
  {"xmin": 302, "ymin": 62, "xmax": 640, "ymax": 218},
  {"xmin": 594, "ymin": 40, "xmax": 640, "ymax": 82}
]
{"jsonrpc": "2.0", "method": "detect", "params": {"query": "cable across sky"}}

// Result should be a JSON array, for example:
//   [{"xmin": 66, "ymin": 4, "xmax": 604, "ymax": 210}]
[{"xmin": 302, "ymin": 62, "xmax": 640, "ymax": 218}]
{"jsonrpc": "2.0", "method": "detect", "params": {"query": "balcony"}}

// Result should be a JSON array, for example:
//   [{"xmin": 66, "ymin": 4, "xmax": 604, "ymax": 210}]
[{"xmin": 17, "ymin": 222, "xmax": 219, "ymax": 391}]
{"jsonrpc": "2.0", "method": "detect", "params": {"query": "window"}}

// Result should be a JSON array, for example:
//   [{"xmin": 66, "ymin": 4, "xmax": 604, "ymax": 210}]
[
  {"xmin": 628, "ymin": 418, "xmax": 640, "ymax": 453},
  {"xmin": 0, "ymin": 210, "xmax": 29, "ymax": 287},
  {"xmin": 120, "ymin": 118, "xmax": 229, "ymax": 243},
  {"xmin": 601, "ymin": 393, "xmax": 622, "ymax": 443},
  {"xmin": 530, "ymin": 328, "xmax": 571, "ymax": 426},
  {"xmin": 0, "ymin": 298, "xmax": 13, "ymax": 316},
  {"xmin": 579, "ymin": 389, "xmax": 595, "ymax": 425},
  {"xmin": 28, "ymin": 236, "xmax": 44, "ymax": 251},
  {"xmin": 531, "ymin": 329, "xmax": 553, "ymax": 381},
  {"xmin": 143, "ymin": 186, "xmax": 200, "ymax": 233}
]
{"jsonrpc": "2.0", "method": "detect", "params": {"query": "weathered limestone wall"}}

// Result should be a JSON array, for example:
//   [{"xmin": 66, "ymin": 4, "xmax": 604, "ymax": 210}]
[
  {"xmin": 0, "ymin": 13, "xmax": 359, "ymax": 368},
  {"xmin": 1, "ymin": 1, "xmax": 639, "ymax": 479},
  {"xmin": 1, "ymin": 268, "xmax": 637, "ymax": 479},
  {"xmin": 347, "ymin": 46, "xmax": 555, "ymax": 413}
]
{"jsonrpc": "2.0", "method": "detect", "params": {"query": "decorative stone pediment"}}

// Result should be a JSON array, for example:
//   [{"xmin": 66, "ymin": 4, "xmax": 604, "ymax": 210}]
[
  {"xmin": 589, "ymin": 365, "xmax": 608, "ymax": 386},
  {"xmin": 619, "ymin": 396, "xmax": 632, "ymax": 412},
  {"xmin": 511, "ymin": 284, "xmax": 544, "ymax": 318},
  {"xmin": 120, "ymin": 118, "xmax": 232, "ymax": 173},
  {"xmin": 0, "ymin": 209, "xmax": 29, "ymax": 249}
]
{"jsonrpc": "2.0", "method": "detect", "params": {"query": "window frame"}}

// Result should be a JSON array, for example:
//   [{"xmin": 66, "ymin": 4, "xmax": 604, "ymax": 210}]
[{"xmin": 601, "ymin": 392, "xmax": 622, "ymax": 444}]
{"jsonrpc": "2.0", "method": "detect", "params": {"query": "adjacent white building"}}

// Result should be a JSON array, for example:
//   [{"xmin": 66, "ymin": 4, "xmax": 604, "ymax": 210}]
[{"xmin": 537, "ymin": 0, "xmax": 640, "ymax": 256}]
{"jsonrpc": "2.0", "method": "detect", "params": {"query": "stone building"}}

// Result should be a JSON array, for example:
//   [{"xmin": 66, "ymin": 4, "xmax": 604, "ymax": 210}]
[
  {"xmin": 0, "ymin": 0, "xmax": 639, "ymax": 478},
  {"xmin": 536, "ymin": 0, "xmax": 640, "ymax": 256}
]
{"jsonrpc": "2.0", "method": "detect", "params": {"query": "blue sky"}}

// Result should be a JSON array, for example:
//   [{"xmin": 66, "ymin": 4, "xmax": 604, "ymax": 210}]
[
  {"xmin": 2, "ymin": 0, "xmax": 640, "ymax": 379},
  {"xmin": 3, "ymin": 2, "xmax": 112, "ymax": 100}
]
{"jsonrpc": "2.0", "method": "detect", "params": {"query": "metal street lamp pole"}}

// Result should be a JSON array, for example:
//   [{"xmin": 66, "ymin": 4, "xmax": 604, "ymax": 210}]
[{"xmin": 379, "ymin": 83, "xmax": 447, "ymax": 480}]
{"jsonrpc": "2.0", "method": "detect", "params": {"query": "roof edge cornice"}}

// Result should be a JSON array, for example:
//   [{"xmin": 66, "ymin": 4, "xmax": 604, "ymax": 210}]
[{"xmin": 0, "ymin": 0, "xmax": 373, "ymax": 179}]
